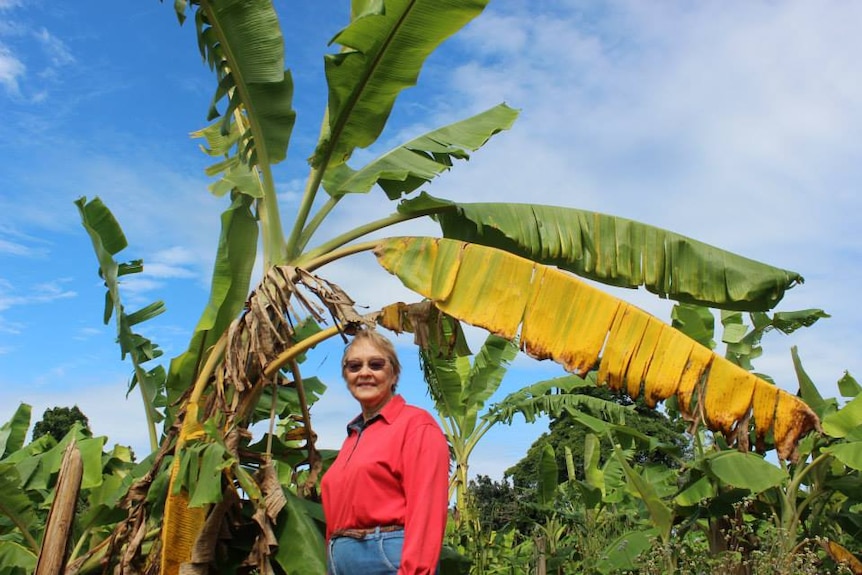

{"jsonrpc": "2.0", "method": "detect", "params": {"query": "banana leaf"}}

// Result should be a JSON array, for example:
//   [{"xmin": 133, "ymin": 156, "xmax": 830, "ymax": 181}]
[
  {"xmin": 399, "ymin": 194, "xmax": 802, "ymax": 311},
  {"xmin": 319, "ymin": 0, "xmax": 490, "ymax": 167}
]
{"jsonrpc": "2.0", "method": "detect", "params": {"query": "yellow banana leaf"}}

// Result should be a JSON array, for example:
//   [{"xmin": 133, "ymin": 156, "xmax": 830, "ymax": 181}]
[
  {"xmin": 823, "ymin": 540, "xmax": 862, "ymax": 574},
  {"xmin": 161, "ymin": 403, "xmax": 207, "ymax": 575},
  {"xmin": 375, "ymin": 236, "xmax": 820, "ymax": 460}
]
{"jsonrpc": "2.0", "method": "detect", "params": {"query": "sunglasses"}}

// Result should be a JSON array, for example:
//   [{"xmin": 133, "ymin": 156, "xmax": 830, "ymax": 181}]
[{"xmin": 344, "ymin": 358, "xmax": 388, "ymax": 373}]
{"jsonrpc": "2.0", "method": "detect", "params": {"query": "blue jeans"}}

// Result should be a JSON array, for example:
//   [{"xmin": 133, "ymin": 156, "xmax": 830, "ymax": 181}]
[{"xmin": 327, "ymin": 527, "xmax": 403, "ymax": 575}]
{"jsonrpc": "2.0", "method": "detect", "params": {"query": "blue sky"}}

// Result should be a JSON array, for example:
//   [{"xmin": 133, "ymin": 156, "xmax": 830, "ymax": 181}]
[{"xmin": 1, "ymin": 0, "xmax": 861, "ymax": 480}]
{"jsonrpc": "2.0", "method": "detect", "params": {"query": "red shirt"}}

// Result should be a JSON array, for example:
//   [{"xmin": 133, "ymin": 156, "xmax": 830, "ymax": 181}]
[{"xmin": 321, "ymin": 394, "xmax": 450, "ymax": 574}]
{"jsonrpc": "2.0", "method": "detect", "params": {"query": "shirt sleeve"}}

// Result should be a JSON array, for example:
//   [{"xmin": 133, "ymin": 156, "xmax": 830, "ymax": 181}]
[{"xmin": 399, "ymin": 420, "xmax": 450, "ymax": 575}]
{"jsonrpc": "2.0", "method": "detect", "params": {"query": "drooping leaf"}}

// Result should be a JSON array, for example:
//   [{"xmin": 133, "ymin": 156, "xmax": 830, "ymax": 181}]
[
  {"xmin": 485, "ymin": 376, "xmax": 630, "ymax": 426},
  {"xmin": 399, "ymin": 195, "xmax": 803, "ymax": 311},
  {"xmin": 188, "ymin": 443, "xmax": 227, "ymax": 508},
  {"xmin": 375, "ymin": 236, "xmax": 819, "ymax": 459},
  {"xmin": 768, "ymin": 308, "xmax": 830, "ymax": 333}
]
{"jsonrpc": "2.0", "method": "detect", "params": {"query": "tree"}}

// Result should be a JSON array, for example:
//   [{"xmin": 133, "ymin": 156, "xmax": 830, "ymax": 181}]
[
  {"xmin": 507, "ymin": 387, "xmax": 690, "ymax": 491},
  {"xmin": 466, "ymin": 475, "xmax": 520, "ymax": 534},
  {"xmin": 67, "ymin": 1, "xmax": 821, "ymax": 573},
  {"xmin": 32, "ymin": 406, "xmax": 91, "ymax": 443}
]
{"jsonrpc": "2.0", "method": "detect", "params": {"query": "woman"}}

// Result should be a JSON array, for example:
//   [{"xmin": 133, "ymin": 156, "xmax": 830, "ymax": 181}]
[{"xmin": 321, "ymin": 328, "xmax": 450, "ymax": 575}]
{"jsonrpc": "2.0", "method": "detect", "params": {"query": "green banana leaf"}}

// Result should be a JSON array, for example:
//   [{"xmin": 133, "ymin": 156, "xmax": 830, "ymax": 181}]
[
  {"xmin": 792, "ymin": 345, "xmax": 837, "ymax": 418},
  {"xmin": 182, "ymin": 0, "xmax": 296, "ymax": 167},
  {"xmin": 822, "ymin": 393, "xmax": 862, "ymax": 439},
  {"xmin": 595, "ymin": 529, "xmax": 655, "ymax": 574},
  {"xmin": 166, "ymin": 193, "xmax": 258, "ymax": 412},
  {"xmin": 0, "ymin": 540, "xmax": 36, "ymax": 574},
  {"xmin": 323, "ymin": 103, "xmax": 519, "ymax": 199},
  {"xmin": 320, "ymin": 0, "xmax": 490, "ymax": 168},
  {"xmin": 706, "ymin": 451, "xmax": 786, "ymax": 493},
  {"xmin": 76, "ymin": 197, "xmax": 166, "ymax": 448},
  {"xmin": 613, "ymin": 446, "xmax": 673, "ymax": 543},
  {"xmin": 486, "ymin": 376, "xmax": 630, "ymax": 426},
  {"xmin": 463, "ymin": 336, "xmax": 520, "ymax": 428},
  {"xmin": 537, "ymin": 443, "xmax": 558, "ymax": 508},
  {"xmin": 274, "ymin": 491, "xmax": 327, "ymax": 574},
  {"xmin": 822, "ymin": 442, "xmax": 862, "ymax": 471},
  {"xmin": 0, "ymin": 404, "xmax": 31, "ymax": 459},
  {"xmin": 838, "ymin": 372, "xmax": 861, "ymax": 398},
  {"xmin": 424, "ymin": 334, "xmax": 518, "ymax": 434},
  {"xmin": 399, "ymin": 194, "xmax": 802, "ymax": 311},
  {"xmin": 0, "ymin": 463, "xmax": 40, "ymax": 552}
]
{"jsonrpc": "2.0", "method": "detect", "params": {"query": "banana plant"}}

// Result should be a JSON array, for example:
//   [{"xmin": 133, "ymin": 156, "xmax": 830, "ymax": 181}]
[
  {"xmin": 0, "ymin": 404, "xmax": 138, "ymax": 575},
  {"xmin": 419, "ymin": 326, "xmax": 631, "ymax": 575},
  {"xmin": 70, "ymin": 1, "xmax": 826, "ymax": 572},
  {"xmin": 607, "ymin": 306, "xmax": 862, "ymax": 573},
  {"xmin": 419, "ymin": 326, "xmax": 629, "ymax": 520}
]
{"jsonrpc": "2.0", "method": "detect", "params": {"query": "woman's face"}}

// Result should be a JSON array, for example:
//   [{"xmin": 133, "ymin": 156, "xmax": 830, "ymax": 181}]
[{"xmin": 343, "ymin": 338, "xmax": 397, "ymax": 411}]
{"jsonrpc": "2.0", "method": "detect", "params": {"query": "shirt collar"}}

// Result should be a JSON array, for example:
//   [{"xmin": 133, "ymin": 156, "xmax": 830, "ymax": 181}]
[{"xmin": 346, "ymin": 394, "xmax": 406, "ymax": 435}]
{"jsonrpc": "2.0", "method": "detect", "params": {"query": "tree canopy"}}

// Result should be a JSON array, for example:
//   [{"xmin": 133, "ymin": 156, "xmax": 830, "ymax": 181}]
[{"xmin": 31, "ymin": 406, "xmax": 91, "ymax": 443}]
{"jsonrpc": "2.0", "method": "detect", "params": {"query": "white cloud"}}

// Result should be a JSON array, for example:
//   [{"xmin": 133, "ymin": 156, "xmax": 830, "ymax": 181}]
[
  {"xmin": 0, "ymin": 44, "xmax": 24, "ymax": 97},
  {"xmin": 139, "ymin": 247, "xmax": 198, "ymax": 280},
  {"xmin": 445, "ymin": 1, "xmax": 862, "ymax": 242},
  {"xmin": 0, "ymin": 238, "xmax": 33, "ymax": 256},
  {"xmin": 0, "ymin": 315, "xmax": 22, "ymax": 335},
  {"xmin": 74, "ymin": 326, "xmax": 103, "ymax": 340},
  {"xmin": 33, "ymin": 27, "xmax": 74, "ymax": 67},
  {"xmin": 0, "ymin": 278, "xmax": 76, "ymax": 312},
  {"xmin": 0, "ymin": 223, "xmax": 51, "ymax": 258}
]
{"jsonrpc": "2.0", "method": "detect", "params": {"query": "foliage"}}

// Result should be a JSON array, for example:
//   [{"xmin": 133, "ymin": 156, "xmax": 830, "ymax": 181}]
[
  {"xmin": 0, "ymin": 403, "xmax": 139, "ymax": 573},
  {"xmin": 506, "ymin": 386, "xmax": 689, "ymax": 491},
  {"xmin": 447, "ymin": 304, "xmax": 862, "ymax": 575},
  {"xmin": 467, "ymin": 475, "xmax": 520, "ymax": 534},
  {"xmin": 1, "ymin": 0, "xmax": 839, "ymax": 572}
]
